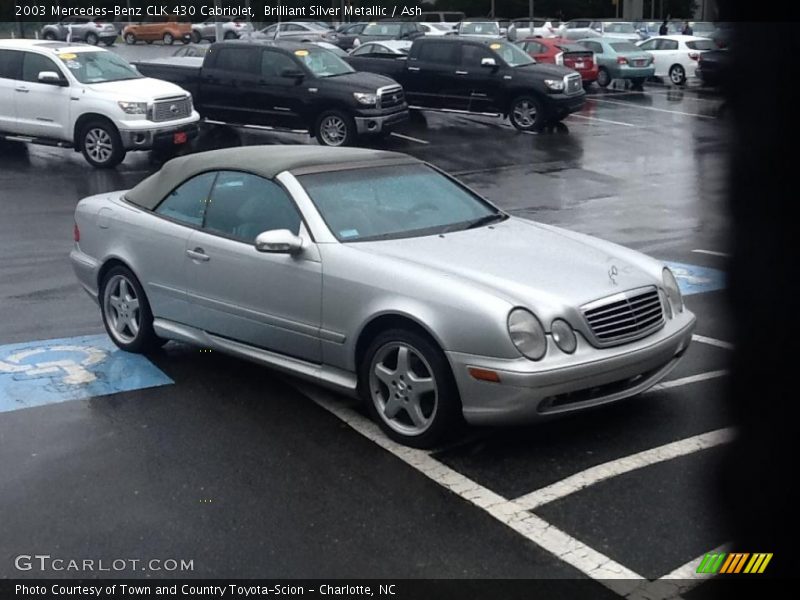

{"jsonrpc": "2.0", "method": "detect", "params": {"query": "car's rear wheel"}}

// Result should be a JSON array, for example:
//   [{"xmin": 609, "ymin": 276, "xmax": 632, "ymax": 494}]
[
  {"xmin": 85, "ymin": 32, "xmax": 99, "ymax": 45},
  {"xmin": 191, "ymin": 31, "xmax": 202, "ymax": 43},
  {"xmin": 597, "ymin": 67, "xmax": 612, "ymax": 87},
  {"xmin": 314, "ymin": 110, "xmax": 356, "ymax": 147},
  {"xmin": 224, "ymin": 31, "xmax": 237, "ymax": 40},
  {"xmin": 100, "ymin": 266, "xmax": 164, "ymax": 353},
  {"xmin": 163, "ymin": 32, "xmax": 174, "ymax": 45},
  {"xmin": 631, "ymin": 77, "xmax": 646, "ymax": 89},
  {"xmin": 361, "ymin": 328, "xmax": 462, "ymax": 448},
  {"xmin": 43, "ymin": 31, "xmax": 56, "ymax": 41},
  {"xmin": 80, "ymin": 120, "xmax": 125, "ymax": 168},
  {"xmin": 509, "ymin": 95, "xmax": 545, "ymax": 131},
  {"xmin": 103, "ymin": 39, "xmax": 115, "ymax": 47},
  {"xmin": 124, "ymin": 32, "xmax": 136, "ymax": 44},
  {"xmin": 669, "ymin": 64, "xmax": 686, "ymax": 85}
]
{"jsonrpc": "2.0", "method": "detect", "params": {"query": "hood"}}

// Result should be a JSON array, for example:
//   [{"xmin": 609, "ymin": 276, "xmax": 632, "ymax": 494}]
[
  {"xmin": 83, "ymin": 77, "xmax": 190, "ymax": 101},
  {"xmin": 523, "ymin": 62, "xmax": 576, "ymax": 78},
  {"xmin": 321, "ymin": 70, "xmax": 401, "ymax": 91},
  {"xmin": 354, "ymin": 217, "xmax": 662, "ymax": 314}
]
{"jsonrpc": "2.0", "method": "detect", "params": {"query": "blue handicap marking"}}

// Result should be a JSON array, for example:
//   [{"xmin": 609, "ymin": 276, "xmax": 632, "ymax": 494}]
[
  {"xmin": 664, "ymin": 261, "xmax": 726, "ymax": 296},
  {"xmin": 0, "ymin": 334, "xmax": 173, "ymax": 414}
]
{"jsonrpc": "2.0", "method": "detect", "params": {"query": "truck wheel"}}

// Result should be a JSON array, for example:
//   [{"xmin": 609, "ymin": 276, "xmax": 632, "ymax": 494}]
[
  {"xmin": 85, "ymin": 32, "xmax": 99, "ymax": 45},
  {"xmin": 597, "ymin": 67, "xmax": 611, "ymax": 87},
  {"xmin": 43, "ymin": 31, "xmax": 56, "ymax": 41},
  {"xmin": 509, "ymin": 96, "xmax": 545, "ymax": 132},
  {"xmin": 124, "ymin": 32, "xmax": 136, "ymax": 45},
  {"xmin": 315, "ymin": 110, "xmax": 356, "ymax": 147},
  {"xmin": 191, "ymin": 31, "xmax": 202, "ymax": 43},
  {"xmin": 80, "ymin": 120, "xmax": 126, "ymax": 169},
  {"xmin": 162, "ymin": 32, "xmax": 175, "ymax": 45}
]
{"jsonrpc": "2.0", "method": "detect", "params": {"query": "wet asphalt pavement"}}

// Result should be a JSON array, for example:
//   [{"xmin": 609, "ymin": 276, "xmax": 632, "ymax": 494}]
[{"xmin": 0, "ymin": 41, "xmax": 732, "ymax": 590}]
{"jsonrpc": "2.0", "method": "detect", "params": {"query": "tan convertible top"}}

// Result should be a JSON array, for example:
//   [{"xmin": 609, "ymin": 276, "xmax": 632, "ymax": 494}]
[{"xmin": 125, "ymin": 145, "xmax": 414, "ymax": 210}]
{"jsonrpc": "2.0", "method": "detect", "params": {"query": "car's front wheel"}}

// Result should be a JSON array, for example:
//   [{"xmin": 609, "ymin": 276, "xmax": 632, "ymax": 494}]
[
  {"xmin": 80, "ymin": 120, "xmax": 125, "ymax": 168},
  {"xmin": 85, "ymin": 32, "xmax": 99, "ymax": 45},
  {"xmin": 224, "ymin": 31, "xmax": 237, "ymax": 40},
  {"xmin": 509, "ymin": 95, "xmax": 545, "ymax": 132},
  {"xmin": 360, "ymin": 328, "xmax": 462, "ymax": 448},
  {"xmin": 43, "ymin": 31, "xmax": 57, "ymax": 41},
  {"xmin": 124, "ymin": 32, "xmax": 136, "ymax": 44},
  {"xmin": 314, "ymin": 110, "xmax": 356, "ymax": 147},
  {"xmin": 100, "ymin": 266, "xmax": 164, "ymax": 353},
  {"xmin": 191, "ymin": 31, "xmax": 202, "ymax": 43},
  {"xmin": 163, "ymin": 32, "xmax": 174, "ymax": 45}
]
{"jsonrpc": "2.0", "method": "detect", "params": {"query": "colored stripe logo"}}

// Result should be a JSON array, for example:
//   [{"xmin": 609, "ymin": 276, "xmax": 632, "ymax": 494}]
[{"xmin": 697, "ymin": 552, "xmax": 773, "ymax": 574}]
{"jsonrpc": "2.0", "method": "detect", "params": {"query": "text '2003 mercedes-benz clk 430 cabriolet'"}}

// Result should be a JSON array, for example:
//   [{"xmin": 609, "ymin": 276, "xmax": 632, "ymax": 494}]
[{"xmin": 70, "ymin": 146, "xmax": 695, "ymax": 447}]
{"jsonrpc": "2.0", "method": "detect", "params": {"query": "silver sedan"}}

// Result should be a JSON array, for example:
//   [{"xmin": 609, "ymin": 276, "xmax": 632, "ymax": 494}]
[{"xmin": 71, "ymin": 146, "xmax": 695, "ymax": 447}]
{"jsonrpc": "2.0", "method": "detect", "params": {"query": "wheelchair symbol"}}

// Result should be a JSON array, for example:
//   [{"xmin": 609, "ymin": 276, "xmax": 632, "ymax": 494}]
[{"xmin": 0, "ymin": 345, "xmax": 108, "ymax": 385}]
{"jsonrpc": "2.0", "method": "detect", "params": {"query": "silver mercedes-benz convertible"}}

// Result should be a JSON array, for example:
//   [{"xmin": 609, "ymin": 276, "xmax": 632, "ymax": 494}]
[{"xmin": 71, "ymin": 146, "xmax": 695, "ymax": 447}]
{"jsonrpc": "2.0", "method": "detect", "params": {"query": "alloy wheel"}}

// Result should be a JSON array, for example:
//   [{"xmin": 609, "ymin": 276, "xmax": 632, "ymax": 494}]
[
  {"xmin": 512, "ymin": 100, "xmax": 537, "ymax": 128},
  {"xmin": 103, "ymin": 274, "xmax": 141, "ymax": 345},
  {"xmin": 319, "ymin": 115, "xmax": 348, "ymax": 146},
  {"xmin": 84, "ymin": 128, "xmax": 114, "ymax": 164}
]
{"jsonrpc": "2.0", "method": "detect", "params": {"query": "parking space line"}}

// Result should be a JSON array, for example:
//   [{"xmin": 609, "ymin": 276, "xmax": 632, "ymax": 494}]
[
  {"xmin": 651, "ymin": 369, "xmax": 728, "ymax": 390},
  {"xmin": 692, "ymin": 335, "xmax": 734, "ymax": 350},
  {"xmin": 692, "ymin": 249, "xmax": 730, "ymax": 258},
  {"xmin": 390, "ymin": 132, "xmax": 430, "ymax": 145},
  {"xmin": 512, "ymin": 428, "xmax": 734, "ymax": 511},
  {"xmin": 589, "ymin": 88, "xmax": 722, "ymax": 104},
  {"xmin": 296, "ymin": 381, "xmax": 645, "ymax": 593},
  {"xmin": 588, "ymin": 98, "xmax": 715, "ymax": 119},
  {"xmin": 567, "ymin": 114, "xmax": 638, "ymax": 127}
]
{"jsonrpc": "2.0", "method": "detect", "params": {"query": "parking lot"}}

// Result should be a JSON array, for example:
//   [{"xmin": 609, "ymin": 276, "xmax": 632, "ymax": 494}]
[{"xmin": 0, "ymin": 41, "xmax": 731, "ymax": 596}]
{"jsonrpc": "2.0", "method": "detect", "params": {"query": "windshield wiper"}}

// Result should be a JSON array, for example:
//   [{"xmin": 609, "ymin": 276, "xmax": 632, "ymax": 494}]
[{"xmin": 465, "ymin": 213, "xmax": 508, "ymax": 229}]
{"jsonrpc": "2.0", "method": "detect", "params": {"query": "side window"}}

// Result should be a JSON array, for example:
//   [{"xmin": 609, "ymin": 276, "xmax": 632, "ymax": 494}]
[
  {"xmin": 524, "ymin": 42, "xmax": 545, "ymax": 54},
  {"xmin": 0, "ymin": 50, "xmax": 22, "ymax": 80},
  {"xmin": 212, "ymin": 47, "xmax": 256, "ymax": 73},
  {"xmin": 351, "ymin": 43, "xmax": 374, "ymax": 56},
  {"xmin": 461, "ymin": 44, "xmax": 494, "ymax": 67},
  {"xmin": 22, "ymin": 52, "xmax": 60, "ymax": 83},
  {"xmin": 584, "ymin": 41, "xmax": 602, "ymax": 54},
  {"xmin": 155, "ymin": 172, "xmax": 217, "ymax": 226},
  {"xmin": 261, "ymin": 50, "xmax": 298, "ymax": 77},
  {"xmin": 639, "ymin": 39, "xmax": 657, "ymax": 51},
  {"xmin": 661, "ymin": 39, "xmax": 679, "ymax": 51},
  {"xmin": 416, "ymin": 42, "xmax": 458, "ymax": 64},
  {"xmin": 204, "ymin": 172, "xmax": 302, "ymax": 243},
  {"xmin": 285, "ymin": 24, "xmax": 304, "ymax": 32},
  {"xmin": 264, "ymin": 24, "xmax": 277, "ymax": 34}
]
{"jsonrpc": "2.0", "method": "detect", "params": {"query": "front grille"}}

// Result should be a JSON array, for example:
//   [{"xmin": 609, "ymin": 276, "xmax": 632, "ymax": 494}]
[
  {"xmin": 565, "ymin": 73, "xmax": 582, "ymax": 95},
  {"xmin": 377, "ymin": 85, "xmax": 405, "ymax": 110},
  {"xmin": 582, "ymin": 286, "xmax": 665, "ymax": 347},
  {"xmin": 152, "ymin": 96, "xmax": 191, "ymax": 122}
]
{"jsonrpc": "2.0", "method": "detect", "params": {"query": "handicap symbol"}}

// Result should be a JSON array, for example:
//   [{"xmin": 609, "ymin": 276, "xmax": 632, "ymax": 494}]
[{"xmin": 0, "ymin": 345, "xmax": 108, "ymax": 385}]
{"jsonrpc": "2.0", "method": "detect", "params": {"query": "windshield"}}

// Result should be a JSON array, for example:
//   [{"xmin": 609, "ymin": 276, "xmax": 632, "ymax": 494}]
[
  {"xmin": 460, "ymin": 22, "xmax": 500, "ymax": 35},
  {"xmin": 299, "ymin": 164, "xmax": 502, "ymax": 242},
  {"xmin": 603, "ymin": 22, "xmax": 636, "ymax": 33},
  {"xmin": 363, "ymin": 23, "xmax": 402, "ymax": 36},
  {"xmin": 610, "ymin": 42, "xmax": 640, "ymax": 52},
  {"xmin": 488, "ymin": 40, "xmax": 534, "ymax": 67},
  {"xmin": 430, "ymin": 23, "xmax": 451, "ymax": 31},
  {"xmin": 57, "ymin": 51, "xmax": 141, "ymax": 84},
  {"xmin": 293, "ymin": 46, "xmax": 353, "ymax": 77}
]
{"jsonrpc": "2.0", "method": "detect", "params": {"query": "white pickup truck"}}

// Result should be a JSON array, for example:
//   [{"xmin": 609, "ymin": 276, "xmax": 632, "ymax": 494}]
[{"xmin": 0, "ymin": 40, "xmax": 200, "ymax": 168}]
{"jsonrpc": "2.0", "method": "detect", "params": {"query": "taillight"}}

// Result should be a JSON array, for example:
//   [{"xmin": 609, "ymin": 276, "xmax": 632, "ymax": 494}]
[
  {"xmin": 689, "ymin": 52, "xmax": 700, "ymax": 61},
  {"xmin": 617, "ymin": 56, "xmax": 628, "ymax": 65},
  {"xmin": 73, "ymin": 222, "xmax": 80, "ymax": 243}
]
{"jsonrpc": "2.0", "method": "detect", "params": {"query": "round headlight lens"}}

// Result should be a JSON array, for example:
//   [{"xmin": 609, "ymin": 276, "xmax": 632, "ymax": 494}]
[
  {"xmin": 551, "ymin": 319, "xmax": 577, "ymax": 354},
  {"xmin": 662, "ymin": 267, "xmax": 683, "ymax": 314},
  {"xmin": 508, "ymin": 308, "xmax": 547, "ymax": 361}
]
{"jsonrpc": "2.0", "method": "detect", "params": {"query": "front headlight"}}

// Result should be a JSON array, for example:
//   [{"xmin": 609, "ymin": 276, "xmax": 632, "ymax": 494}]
[
  {"xmin": 508, "ymin": 308, "xmax": 547, "ymax": 361},
  {"xmin": 353, "ymin": 92, "xmax": 378, "ymax": 105},
  {"xmin": 117, "ymin": 101, "xmax": 147, "ymax": 115},
  {"xmin": 551, "ymin": 319, "xmax": 577, "ymax": 354},
  {"xmin": 544, "ymin": 78, "xmax": 565, "ymax": 91},
  {"xmin": 662, "ymin": 267, "xmax": 684, "ymax": 315}
]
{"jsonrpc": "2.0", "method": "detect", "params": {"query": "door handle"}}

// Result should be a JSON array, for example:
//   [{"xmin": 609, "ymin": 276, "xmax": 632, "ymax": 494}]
[
  {"xmin": 15, "ymin": 87, "xmax": 29, "ymax": 93},
  {"xmin": 455, "ymin": 71, "xmax": 468, "ymax": 75},
  {"xmin": 408, "ymin": 66, "xmax": 420, "ymax": 71},
  {"xmin": 186, "ymin": 248, "xmax": 210, "ymax": 262}
]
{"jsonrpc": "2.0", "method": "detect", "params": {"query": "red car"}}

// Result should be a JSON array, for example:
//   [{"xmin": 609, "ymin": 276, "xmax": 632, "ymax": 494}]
[{"xmin": 517, "ymin": 37, "xmax": 598, "ymax": 87}]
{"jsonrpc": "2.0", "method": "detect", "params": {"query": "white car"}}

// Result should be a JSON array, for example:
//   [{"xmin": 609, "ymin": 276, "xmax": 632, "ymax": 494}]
[
  {"xmin": 636, "ymin": 35, "xmax": 716, "ymax": 84},
  {"xmin": 418, "ymin": 23, "xmax": 452, "ymax": 36},
  {"xmin": 507, "ymin": 19, "xmax": 559, "ymax": 41},
  {"xmin": 0, "ymin": 40, "xmax": 200, "ymax": 168},
  {"xmin": 348, "ymin": 40, "xmax": 413, "ymax": 56}
]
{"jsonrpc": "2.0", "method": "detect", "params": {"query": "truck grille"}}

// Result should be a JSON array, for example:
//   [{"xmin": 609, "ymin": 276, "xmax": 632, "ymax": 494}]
[
  {"xmin": 565, "ymin": 73, "xmax": 582, "ymax": 95},
  {"xmin": 582, "ymin": 286, "xmax": 665, "ymax": 347},
  {"xmin": 377, "ymin": 85, "xmax": 405, "ymax": 110},
  {"xmin": 152, "ymin": 96, "xmax": 192, "ymax": 122}
]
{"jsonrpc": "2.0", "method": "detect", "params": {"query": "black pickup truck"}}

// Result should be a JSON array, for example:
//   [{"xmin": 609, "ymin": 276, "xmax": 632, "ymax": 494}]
[
  {"xmin": 134, "ymin": 40, "xmax": 408, "ymax": 146},
  {"xmin": 345, "ymin": 36, "xmax": 585, "ymax": 131}
]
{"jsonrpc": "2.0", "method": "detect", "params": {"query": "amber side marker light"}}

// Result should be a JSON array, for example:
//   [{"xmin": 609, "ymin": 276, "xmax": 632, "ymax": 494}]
[{"xmin": 468, "ymin": 368, "xmax": 501, "ymax": 383}]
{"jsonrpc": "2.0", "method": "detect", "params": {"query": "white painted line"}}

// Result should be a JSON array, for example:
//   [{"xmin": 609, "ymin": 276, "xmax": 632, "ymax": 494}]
[
  {"xmin": 296, "ymin": 381, "xmax": 645, "ymax": 593},
  {"xmin": 692, "ymin": 335, "xmax": 734, "ymax": 350},
  {"xmin": 650, "ymin": 369, "xmax": 728, "ymax": 391},
  {"xmin": 588, "ymin": 97, "xmax": 715, "ymax": 119},
  {"xmin": 568, "ymin": 113, "xmax": 637, "ymax": 127},
  {"xmin": 692, "ymin": 249, "xmax": 730, "ymax": 258},
  {"xmin": 390, "ymin": 132, "xmax": 430, "ymax": 145},
  {"xmin": 513, "ymin": 428, "xmax": 734, "ymax": 511}
]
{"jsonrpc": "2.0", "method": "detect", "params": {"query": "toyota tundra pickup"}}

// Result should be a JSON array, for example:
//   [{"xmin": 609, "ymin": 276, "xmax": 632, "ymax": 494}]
[
  {"xmin": 135, "ymin": 40, "xmax": 409, "ymax": 146},
  {"xmin": 345, "ymin": 36, "xmax": 585, "ymax": 130},
  {"xmin": 0, "ymin": 40, "xmax": 200, "ymax": 168}
]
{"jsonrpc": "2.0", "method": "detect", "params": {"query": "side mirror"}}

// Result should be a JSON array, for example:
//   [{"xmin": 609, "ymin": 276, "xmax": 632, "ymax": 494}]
[
  {"xmin": 280, "ymin": 68, "xmax": 305, "ymax": 80},
  {"xmin": 255, "ymin": 229, "xmax": 304, "ymax": 255},
  {"xmin": 38, "ymin": 71, "xmax": 66, "ymax": 86},
  {"xmin": 481, "ymin": 57, "xmax": 497, "ymax": 68}
]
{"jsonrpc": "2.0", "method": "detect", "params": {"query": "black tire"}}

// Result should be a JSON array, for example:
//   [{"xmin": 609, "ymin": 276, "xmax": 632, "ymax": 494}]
[
  {"xmin": 79, "ymin": 119, "xmax": 126, "ymax": 169},
  {"xmin": 124, "ymin": 32, "xmax": 136, "ymax": 45},
  {"xmin": 181, "ymin": 37, "xmax": 190, "ymax": 45},
  {"xmin": 145, "ymin": 40, "xmax": 153, "ymax": 45},
  {"xmin": 314, "ymin": 110, "xmax": 356, "ymax": 147},
  {"xmin": 508, "ymin": 95, "xmax": 546, "ymax": 132},
  {"xmin": 224, "ymin": 31, "xmax": 237, "ymax": 40},
  {"xmin": 597, "ymin": 67, "xmax": 612, "ymax": 87},
  {"xmin": 100, "ymin": 266, "xmax": 165, "ymax": 353},
  {"xmin": 631, "ymin": 77, "xmax": 646, "ymax": 89},
  {"xmin": 43, "ymin": 32, "xmax": 57, "ymax": 41},
  {"xmin": 359, "ymin": 328, "xmax": 462, "ymax": 448},
  {"xmin": 85, "ymin": 32, "xmax": 99, "ymax": 45},
  {"xmin": 163, "ymin": 32, "xmax": 174, "ymax": 45},
  {"xmin": 191, "ymin": 30, "xmax": 202, "ymax": 43},
  {"xmin": 669, "ymin": 64, "xmax": 686, "ymax": 85},
  {"xmin": 582, "ymin": 80, "xmax": 594, "ymax": 90},
  {"xmin": 103, "ymin": 39, "xmax": 115, "ymax": 47}
]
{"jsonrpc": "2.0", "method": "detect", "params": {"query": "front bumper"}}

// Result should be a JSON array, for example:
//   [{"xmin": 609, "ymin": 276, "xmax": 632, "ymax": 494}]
[
  {"xmin": 447, "ymin": 313, "xmax": 696, "ymax": 425},
  {"xmin": 118, "ymin": 115, "xmax": 200, "ymax": 151},
  {"xmin": 354, "ymin": 108, "xmax": 409, "ymax": 135},
  {"xmin": 542, "ymin": 91, "xmax": 586, "ymax": 117}
]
